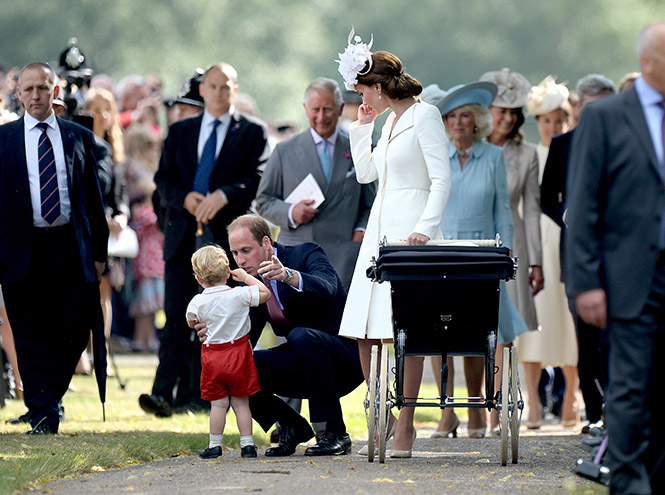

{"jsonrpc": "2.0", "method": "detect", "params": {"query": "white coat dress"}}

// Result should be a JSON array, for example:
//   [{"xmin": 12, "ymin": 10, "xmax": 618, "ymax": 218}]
[{"xmin": 339, "ymin": 101, "xmax": 451, "ymax": 340}]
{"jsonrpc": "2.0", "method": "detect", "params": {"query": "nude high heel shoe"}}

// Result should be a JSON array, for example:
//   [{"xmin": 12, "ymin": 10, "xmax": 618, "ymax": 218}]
[
  {"xmin": 389, "ymin": 428, "xmax": 417, "ymax": 458},
  {"xmin": 431, "ymin": 413, "xmax": 460, "ymax": 438}
]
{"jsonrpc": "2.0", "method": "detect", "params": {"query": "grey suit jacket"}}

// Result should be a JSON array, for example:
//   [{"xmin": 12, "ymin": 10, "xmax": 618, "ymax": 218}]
[
  {"xmin": 255, "ymin": 129, "xmax": 375, "ymax": 289},
  {"xmin": 565, "ymin": 87, "xmax": 665, "ymax": 320}
]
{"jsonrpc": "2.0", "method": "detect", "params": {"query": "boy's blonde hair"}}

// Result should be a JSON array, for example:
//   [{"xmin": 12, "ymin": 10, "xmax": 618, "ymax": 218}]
[{"xmin": 191, "ymin": 245, "xmax": 229, "ymax": 286}]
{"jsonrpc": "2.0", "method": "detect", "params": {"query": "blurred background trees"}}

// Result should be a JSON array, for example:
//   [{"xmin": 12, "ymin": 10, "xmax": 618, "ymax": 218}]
[{"xmin": 0, "ymin": 0, "xmax": 662, "ymax": 128}]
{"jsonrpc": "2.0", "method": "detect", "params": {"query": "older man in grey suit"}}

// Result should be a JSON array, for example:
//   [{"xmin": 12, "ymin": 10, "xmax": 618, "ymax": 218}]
[{"xmin": 255, "ymin": 77, "xmax": 375, "ymax": 289}]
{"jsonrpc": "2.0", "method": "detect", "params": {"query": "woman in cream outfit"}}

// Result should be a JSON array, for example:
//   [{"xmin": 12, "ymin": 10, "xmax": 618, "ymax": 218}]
[
  {"xmin": 521, "ymin": 76, "xmax": 579, "ymax": 427},
  {"xmin": 337, "ymin": 37, "xmax": 451, "ymax": 457}
]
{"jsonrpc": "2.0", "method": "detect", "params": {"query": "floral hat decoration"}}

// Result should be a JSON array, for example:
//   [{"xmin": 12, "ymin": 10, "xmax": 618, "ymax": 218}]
[
  {"xmin": 526, "ymin": 76, "xmax": 569, "ymax": 117},
  {"xmin": 337, "ymin": 26, "xmax": 374, "ymax": 91}
]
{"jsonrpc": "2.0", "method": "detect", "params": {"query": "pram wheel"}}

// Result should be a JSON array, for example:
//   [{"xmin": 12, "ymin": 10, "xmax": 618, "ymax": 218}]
[
  {"xmin": 366, "ymin": 344, "xmax": 389, "ymax": 462},
  {"xmin": 500, "ymin": 347, "xmax": 510, "ymax": 465},
  {"xmin": 510, "ymin": 346, "xmax": 521, "ymax": 463},
  {"xmin": 366, "ymin": 345, "xmax": 378, "ymax": 462}
]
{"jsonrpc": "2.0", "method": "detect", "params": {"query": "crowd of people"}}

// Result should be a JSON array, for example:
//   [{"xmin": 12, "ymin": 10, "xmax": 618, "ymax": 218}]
[{"xmin": 1, "ymin": 21, "xmax": 664, "ymax": 494}]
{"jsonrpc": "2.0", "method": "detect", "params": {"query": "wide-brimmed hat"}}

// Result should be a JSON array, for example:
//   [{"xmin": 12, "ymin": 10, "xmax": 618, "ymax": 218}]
[
  {"xmin": 432, "ymin": 81, "xmax": 498, "ymax": 116},
  {"xmin": 526, "ymin": 76, "xmax": 569, "ymax": 116},
  {"xmin": 479, "ymin": 68, "xmax": 531, "ymax": 109}
]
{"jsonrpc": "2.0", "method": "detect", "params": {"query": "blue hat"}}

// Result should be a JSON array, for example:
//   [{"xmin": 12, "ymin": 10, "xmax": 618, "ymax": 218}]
[{"xmin": 435, "ymin": 81, "xmax": 498, "ymax": 116}]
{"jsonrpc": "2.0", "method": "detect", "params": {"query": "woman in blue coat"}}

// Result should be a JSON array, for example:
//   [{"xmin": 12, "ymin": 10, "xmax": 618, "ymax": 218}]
[{"xmin": 421, "ymin": 82, "xmax": 528, "ymax": 438}]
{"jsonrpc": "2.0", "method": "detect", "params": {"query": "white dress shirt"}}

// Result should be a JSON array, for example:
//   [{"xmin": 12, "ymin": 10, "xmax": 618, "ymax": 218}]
[{"xmin": 23, "ymin": 111, "xmax": 71, "ymax": 226}]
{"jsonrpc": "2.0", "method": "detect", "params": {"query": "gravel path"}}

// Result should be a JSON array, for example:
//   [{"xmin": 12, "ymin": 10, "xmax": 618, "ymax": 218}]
[{"xmin": 41, "ymin": 426, "xmax": 606, "ymax": 495}]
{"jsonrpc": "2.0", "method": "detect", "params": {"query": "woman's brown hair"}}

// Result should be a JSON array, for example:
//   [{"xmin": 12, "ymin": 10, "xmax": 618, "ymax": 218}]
[{"xmin": 356, "ymin": 51, "xmax": 422, "ymax": 100}]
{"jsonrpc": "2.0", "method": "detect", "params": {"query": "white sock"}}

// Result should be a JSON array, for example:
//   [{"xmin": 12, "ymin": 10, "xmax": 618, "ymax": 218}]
[
  {"xmin": 209, "ymin": 434, "xmax": 223, "ymax": 448},
  {"xmin": 240, "ymin": 435, "xmax": 254, "ymax": 448}
]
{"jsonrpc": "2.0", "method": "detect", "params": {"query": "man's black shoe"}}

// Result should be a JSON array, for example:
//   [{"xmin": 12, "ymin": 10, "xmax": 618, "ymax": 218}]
[
  {"xmin": 270, "ymin": 425, "xmax": 281, "ymax": 443},
  {"xmin": 199, "ymin": 446, "xmax": 222, "ymax": 459},
  {"xmin": 264, "ymin": 423, "xmax": 314, "ymax": 457},
  {"xmin": 9, "ymin": 411, "xmax": 32, "ymax": 424},
  {"xmin": 139, "ymin": 394, "xmax": 172, "ymax": 417},
  {"xmin": 25, "ymin": 423, "xmax": 58, "ymax": 435},
  {"xmin": 241, "ymin": 445, "xmax": 258, "ymax": 458},
  {"xmin": 304, "ymin": 431, "xmax": 352, "ymax": 456}
]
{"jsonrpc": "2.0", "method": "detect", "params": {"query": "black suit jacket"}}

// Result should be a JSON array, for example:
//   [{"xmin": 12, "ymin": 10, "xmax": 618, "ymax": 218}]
[
  {"xmin": 154, "ymin": 111, "xmax": 269, "ymax": 262},
  {"xmin": 0, "ymin": 117, "xmax": 108, "ymax": 284},
  {"xmin": 565, "ymin": 87, "xmax": 665, "ymax": 320},
  {"xmin": 249, "ymin": 242, "xmax": 347, "ymax": 346},
  {"xmin": 541, "ymin": 130, "xmax": 575, "ymax": 282}
]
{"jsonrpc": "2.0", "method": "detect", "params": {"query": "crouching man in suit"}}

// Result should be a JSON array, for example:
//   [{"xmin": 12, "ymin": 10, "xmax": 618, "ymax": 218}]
[{"xmin": 197, "ymin": 214, "xmax": 364, "ymax": 456}]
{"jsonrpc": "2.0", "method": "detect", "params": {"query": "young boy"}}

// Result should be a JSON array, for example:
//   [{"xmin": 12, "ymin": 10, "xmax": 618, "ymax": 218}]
[{"xmin": 187, "ymin": 245, "xmax": 270, "ymax": 459}]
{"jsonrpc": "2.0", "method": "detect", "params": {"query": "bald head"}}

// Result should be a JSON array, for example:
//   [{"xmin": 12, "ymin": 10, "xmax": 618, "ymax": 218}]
[{"xmin": 638, "ymin": 21, "xmax": 665, "ymax": 97}]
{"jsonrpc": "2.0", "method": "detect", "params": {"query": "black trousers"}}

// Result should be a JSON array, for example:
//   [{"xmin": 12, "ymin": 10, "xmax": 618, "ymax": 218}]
[
  {"xmin": 569, "ymin": 297, "xmax": 609, "ymax": 424},
  {"xmin": 250, "ymin": 327, "xmax": 363, "ymax": 435},
  {"xmin": 151, "ymin": 259, "xmax": 203, "ymax": 407},
  {"xmin": 606, "ymin": 256, "xmax": 665, "ymax": 495},
  {"xmin": 4, "ymin": 225, "xmax": 96, "ymax": 431}
]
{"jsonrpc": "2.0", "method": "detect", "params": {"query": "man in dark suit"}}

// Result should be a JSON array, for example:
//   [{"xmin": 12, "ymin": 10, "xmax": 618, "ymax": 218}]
[
  {"xmin": 0, "ymin": 62, "xmax": 108, "ymax": 434},
  {"xmin": 139, "ymin": 62, "xmax": 269, "ymax": 417},
  {"xmin": 566, "ymin": 21, "xmax": 665, "ymax": 494},
  {"xmin": 199, "ymin": 214, "xmax": 363, "ymax": 456},
  {"xmin": 540, "ymin": 74, "xmax": 615, "ymax": 431},
  {"xmin": 255, "ymin": 77, "xmax": 374, "ymax": 290}
]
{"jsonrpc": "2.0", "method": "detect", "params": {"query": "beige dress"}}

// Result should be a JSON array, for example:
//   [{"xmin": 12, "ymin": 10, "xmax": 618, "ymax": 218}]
[
  {"xmin": 517, "ymin": 144, "xmax": 577, "ymax": 365},
  {"xmin": 339, "ymin": 102, "xmax": 451, "ymax": 340}
]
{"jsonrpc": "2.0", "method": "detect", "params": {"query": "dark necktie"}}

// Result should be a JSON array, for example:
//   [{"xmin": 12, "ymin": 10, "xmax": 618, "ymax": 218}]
[
  {"xmin": 36, "ymin": 122, "xmax": 61, "ymax": 225},
  {"xmin": 660, "ymin": 100, "xmax": 665, "ymax": 176},
  {"xmin": 192, "ymin": 119, "xmax": 221, "ymax": 194},
  {"xmin": 264, "ymin": 280, "xmax": 290, "ymax": 334},
  {"xmin": 319, "ymin": 139, "xmax": 331, "ymax": 182}
]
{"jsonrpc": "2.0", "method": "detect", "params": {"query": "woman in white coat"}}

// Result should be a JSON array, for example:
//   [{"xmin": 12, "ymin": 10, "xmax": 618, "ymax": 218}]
[{"xmin": 336, "ymin": 32, "xmax": 451, "ymax": 458}]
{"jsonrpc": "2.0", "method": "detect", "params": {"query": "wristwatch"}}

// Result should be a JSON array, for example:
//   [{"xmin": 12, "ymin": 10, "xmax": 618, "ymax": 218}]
[{"xmin": 282, "ymin": 267, "xmax": 295, "ymax": 284}]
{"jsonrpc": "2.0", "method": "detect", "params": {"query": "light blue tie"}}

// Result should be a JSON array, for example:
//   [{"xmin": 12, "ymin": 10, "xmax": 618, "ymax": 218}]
[
  {"xmin": 319, "ymin": 139, "xmax": 331, "ymax": 182},
  {"xmin": 192, "ymin": 119, "xmax": 221, "ymax": 194}
]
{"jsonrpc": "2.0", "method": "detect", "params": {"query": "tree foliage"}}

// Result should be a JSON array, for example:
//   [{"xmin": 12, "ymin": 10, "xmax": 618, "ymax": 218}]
[{"xmin": 0, "ymin": 0, "xmax": 662, "ymax": 126}]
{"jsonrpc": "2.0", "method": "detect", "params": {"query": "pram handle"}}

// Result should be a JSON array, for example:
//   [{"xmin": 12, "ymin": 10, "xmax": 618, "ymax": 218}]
[{"xmin": 380, "ymin": 233, "xmax": 503, "ymax": 248}]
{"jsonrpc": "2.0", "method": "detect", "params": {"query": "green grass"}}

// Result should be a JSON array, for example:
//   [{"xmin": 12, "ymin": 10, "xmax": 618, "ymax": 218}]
[{"xmin": 0, "ymin": 352, "xmax": 456, "ymax": 494}]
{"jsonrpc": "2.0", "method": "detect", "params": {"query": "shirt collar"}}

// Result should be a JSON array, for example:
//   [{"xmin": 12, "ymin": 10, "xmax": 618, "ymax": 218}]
[
  {"xmin": 635, "ymin": 76, "xmax": 663, "ymax": 107},
  {"xmin": 24, "ymin": 110, "xmax": 57, "ymax": 131},
  {"xmin": 310, "ymin": 127, "xmax": 338, "ymax": 145},
  {"xmin": 448, "ymin": 139, "xmax": 482, "ymax": 159},
  {"xmin": 202, "ymin": 106, "xmax": 234, "ymax": 129}
]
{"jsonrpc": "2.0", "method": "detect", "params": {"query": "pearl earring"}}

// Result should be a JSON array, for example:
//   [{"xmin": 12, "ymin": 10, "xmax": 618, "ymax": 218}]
[{"xmin": 378, "ymin": 94, "xmax": 382, "ymax": 100}]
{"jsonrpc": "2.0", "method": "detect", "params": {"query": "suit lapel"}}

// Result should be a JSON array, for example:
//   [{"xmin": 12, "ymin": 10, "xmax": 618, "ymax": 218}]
[
  {"xmin": 14, "ymin": 119, "xmax": 30, "ymax": 199},
  {"xmin": 217, "ymin": 112, "xmax": 243, "ymax": 166},
  {"xmin": 299, "ymin": 131, "xmax": 328, "ymax": 191},
  {"xmin": 623, "ymin": 88, "xmax": 661, "ymax": 178},
  {"xmin": 327, "ymin": 133, "xmax": 352, "ymax": 192},
  {"xmin": 388, "ymin": 104, "xmax": 415, "ymax": 142},
  {"xmin": 58, "ymin": 118, "xmax": 75, "ymax": 188}
]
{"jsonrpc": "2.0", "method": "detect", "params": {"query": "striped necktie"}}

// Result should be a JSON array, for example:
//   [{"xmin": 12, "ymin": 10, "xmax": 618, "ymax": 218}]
[
  {"xmin": 36, "ymin": 122, "xmax": 61, "ymax": 225},
  {"xmin": 193, "ymin": 119, "xmax": 221, "ymax": 194}
]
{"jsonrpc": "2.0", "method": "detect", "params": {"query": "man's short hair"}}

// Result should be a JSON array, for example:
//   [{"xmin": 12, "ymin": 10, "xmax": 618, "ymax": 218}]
[
  {"xmin": 18, "ymin": 62, "xmax": 57, "ymax": 88},
  {"xmin": 304, "ymin": 77, "xmax": 343, "ymax": 111},
  {"xmin": 576, "ymin": 74, "xmax": 616, "ymax": 104},
  {"xmin": 203, "ymin": 62, "xmax": 238, "ymax": 85},
  {"xmin": 191, "ymin": 245, "xmax": 229, "ymax": 286},
  {"xmin": 228, "ymin": 214, "xmax": 274, "ymax": 246}
]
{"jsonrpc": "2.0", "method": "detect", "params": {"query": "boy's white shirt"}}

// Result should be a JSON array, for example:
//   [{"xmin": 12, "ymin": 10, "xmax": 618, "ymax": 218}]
[{"xmin": 186, "ymin": 285, "xmax": 260, "ymax": 345}]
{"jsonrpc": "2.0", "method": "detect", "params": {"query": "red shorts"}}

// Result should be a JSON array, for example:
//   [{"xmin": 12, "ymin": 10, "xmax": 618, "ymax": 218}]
[{"xmin": 200, "ymin": 335, "xmax": 260, "ymax": 401}]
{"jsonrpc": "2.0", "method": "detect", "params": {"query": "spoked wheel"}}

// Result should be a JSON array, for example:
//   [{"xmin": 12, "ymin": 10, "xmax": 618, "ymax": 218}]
[
  {"xmin": 377, "ymin": 345, "xmax": 389, "ymax": 463},
  {"xmin": 366, "ymin": 345, "xmax": 379, "ymax": 462},
  {"xmin": 510, "ymin": 346, "xmax": 521, "ymax": 464},
  {"xmin": 500, "ymin": 346, "xmax": 510, "ymax": 466}
]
